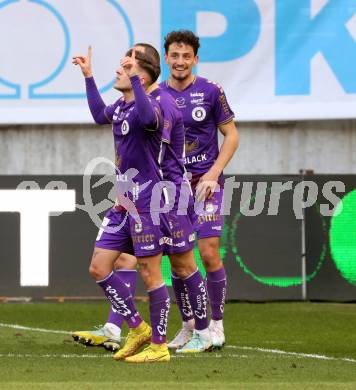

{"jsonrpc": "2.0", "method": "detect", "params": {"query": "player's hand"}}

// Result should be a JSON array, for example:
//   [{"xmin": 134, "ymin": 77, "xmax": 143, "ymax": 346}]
[
  {"xmin": 120, "ymin": 48, "xmax": 139, "ymax": 78},
  {"xmin": 196, "ymin": 168, "xmax": 220, "ymax": 201},
  {"xmin": 72, "ymin": 46, "xmax": 93, "ymax": 78}
]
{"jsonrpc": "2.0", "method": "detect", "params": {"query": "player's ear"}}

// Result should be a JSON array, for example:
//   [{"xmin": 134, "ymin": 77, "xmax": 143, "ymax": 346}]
[
  {"xmin": 194, "ymin": 55, "xmax": 199, "ymax": 66},
  {"xmin": 141, "ymin": 73, "xmax": 152, "ymax": 88},
  {"xmin": 164, "ymin": 54, "xmax": 169, "ymax": 64}
]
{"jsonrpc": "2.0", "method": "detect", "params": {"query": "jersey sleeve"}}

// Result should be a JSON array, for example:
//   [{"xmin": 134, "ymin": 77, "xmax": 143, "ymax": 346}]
[
  {"xmin": 103, "ymin": 103, "xmax": 117, "ymax": 122},
  {"xmin": 85, "ymin": 77, "xmax": 111, "ymax": 125},
  {"xmin": 159, "ymin": 95, "xmax": 174, "ymax": 143},
  {"xmin": 211, "ymin": 83, "xmax": 235, "ymax": 126},
  {"xmin": 130, "ymin": 75, "xmax": 162, "ymax": 131},
  {"xmin": 162, "ymin": 118, "xmax": 172, "ymax": 143},
  {"xmin": 146, "ymin": 98, "xmax": 163, "ymax": 132}
]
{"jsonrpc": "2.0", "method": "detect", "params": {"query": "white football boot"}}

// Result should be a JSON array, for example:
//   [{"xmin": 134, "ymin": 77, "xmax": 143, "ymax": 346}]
[
  {"xmin": 209, "ymin": 319, "xmax": 225, "ymax": 349},
  {"xmin": 167, "ymin": 319, "xmax": 195, "ymax": 349}
]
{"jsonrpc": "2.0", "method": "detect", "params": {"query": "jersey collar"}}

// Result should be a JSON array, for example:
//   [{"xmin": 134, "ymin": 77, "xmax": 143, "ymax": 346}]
[{"xmin": 166, "ymin": 75, "xmax": 197, "ymax": 92}]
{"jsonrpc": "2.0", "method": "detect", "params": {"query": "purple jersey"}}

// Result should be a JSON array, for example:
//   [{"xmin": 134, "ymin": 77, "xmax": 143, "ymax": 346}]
[
  {"xmin": 160, "ymin": 76, "xmax": 234, "ymax": 188},
  {"xmin": 85, "ymin": 76, "xmax": 165, "ymax": 212},
  {"xmin": 150, "ymin": 87, "xmax": 191, "ymax": 211},
  {"xmin": 104, "ymin": 96, "xmax": 164, "ymax": 212},
  {"xmin": 149, "ymin": 87, "xmax": 195, "ymax": 254}
]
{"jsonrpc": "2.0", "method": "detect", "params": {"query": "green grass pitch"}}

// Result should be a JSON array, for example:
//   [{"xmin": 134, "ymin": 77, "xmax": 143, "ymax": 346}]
[{"xmin": 1, "ymin": 302, "xmax": 356, "ymax": 389}]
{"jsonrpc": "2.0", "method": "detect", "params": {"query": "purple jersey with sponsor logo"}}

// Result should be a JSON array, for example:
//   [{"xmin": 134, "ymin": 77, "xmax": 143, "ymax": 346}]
[
  {"xmin": 104, "ymin": 95, "xmax": 163, "ymax": 212},
  {"xmin": 149, "ymin": 87, "xmax": 195, "ymax": 253},
  {"xmin": 160, "ymin": 76, "xmax": 234, "ymax": 187},
  {"xmin": 85, "ymin": 76, "xmax": 164, "ymax": 212},
  {"xmin": 150, "ymin": 87, "xmax": 191, "ymax": 211}
]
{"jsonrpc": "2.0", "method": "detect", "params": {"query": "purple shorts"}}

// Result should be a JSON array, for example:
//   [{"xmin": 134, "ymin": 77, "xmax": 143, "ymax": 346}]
[
  {"xmin": 190, "ymin": 187, "xmax": 224, "ymax": 239},
  {"xmin": 95, "ymin": 208, "xmax": 165, "ymax": 257},
  {"xmin": 163, "ymin": 211, "xmax": 195, "ymax": 255}
]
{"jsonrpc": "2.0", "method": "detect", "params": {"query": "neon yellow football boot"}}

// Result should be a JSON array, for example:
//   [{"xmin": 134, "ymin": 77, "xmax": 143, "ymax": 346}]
[
  {"xmin": 125, "ymin": 343, "xmax": 170, "ymax": 363},
  {"xmin": 114, "ymin": 321, "xmax": 151, "ymax": 360}
]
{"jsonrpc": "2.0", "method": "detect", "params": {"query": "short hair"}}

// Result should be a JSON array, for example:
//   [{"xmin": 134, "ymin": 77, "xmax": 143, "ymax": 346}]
[
  {"xmin": 164, "ymin": 30, "xmax": 200, "ymax": 55},
  {"xmin": 126, "ymin": 43, "xmax": 161, "ymax": 83}
]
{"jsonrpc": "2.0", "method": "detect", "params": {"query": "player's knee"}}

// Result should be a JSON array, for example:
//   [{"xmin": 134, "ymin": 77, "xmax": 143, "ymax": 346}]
[
  {"xmin": 139, "ymin": 266, "xmax": 149, "ymax": 281},
  {"xmin": 88, "ymin": 262, "xmax": 106, "ymax": 281},
  {"xmin": 170, "ymin": 250, "xmax": 197, "ymax": 278},
  {"xmin": 138, "ymin": 264, "xmax": 152, "ymax": 286},
  {"xmin": 138, "ymin": 263, "xmax": 162, "ymax": 290},
  {"xmin": 171, "ymin": 264, "xmax": 187, "ymax": 278},
  {"xmin": 114, "ymin": 253, "xmax": 137, "ymax": 270},
  {"xmin": 199, "ymin": 245, "xmax": 222, "ymax": 272},
  {"xmin": 139, "ymin": 270, "xmax": 155, "ymax": 290},
  {"xmin": 88, "ymin": 263, "xmax": 98, "ymax": 279},
  {"xmin": 170, "ymin": 259, "xmax": 196, "ymax": 279}
]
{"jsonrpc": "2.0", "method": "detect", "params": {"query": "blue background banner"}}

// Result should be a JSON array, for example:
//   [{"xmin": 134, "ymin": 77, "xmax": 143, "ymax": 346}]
[{"xmin": 0, "ymin": 0, "xmax": 355, "ymax": 123}]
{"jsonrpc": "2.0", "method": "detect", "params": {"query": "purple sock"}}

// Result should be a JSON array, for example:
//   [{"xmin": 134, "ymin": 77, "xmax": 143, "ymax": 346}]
[
  {"xmin": 184, "ymin": 269, "xmax": 208, "ymax": 330},
  {"xmin": 107, "ymin": 307, "xmax": 124, "ymax": 329},
  {"xmin": 206, "ymin": 267, "xmax": 227, "ymax": 321},
  {"xmin": 97, "ymin": 271, "xmax": 142, "ymax": 328},
  {"xmin": 171, "ymin": 273, "xmax": 194, "ymax": 322},
  {"xmin": 148, "ymin": 284, "xmax": 170, "ymax": 344},
  {"xmin": 106, "ymin": 270, "xmax": 137, "ymax": 329}
]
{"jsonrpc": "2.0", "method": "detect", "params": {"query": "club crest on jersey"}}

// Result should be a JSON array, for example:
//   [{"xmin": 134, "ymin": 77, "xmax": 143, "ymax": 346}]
[
  {"xmin": 185, "ymin": 138, "xmax": 199, "ymax": 153},
  {"xmin": 121, "ymin": 120, "xmax": 129, "ymax": 135},
  {"xmin": 134, "ymin": 222, "xmax": 142, "ymax": 233},
  {"xmin": 206, "ymin": 202, "xmax": 214, "ymax": 213},
  {"xmin": 192, "ymin": 106, "xmax": 206, "ymax": 122}
]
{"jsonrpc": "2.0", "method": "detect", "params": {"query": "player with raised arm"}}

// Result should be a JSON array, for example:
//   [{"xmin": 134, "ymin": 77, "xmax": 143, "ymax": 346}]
[
  {"xmin": 72, "ymin": 43, "xmax": 213, "ymax": 355},
  {"xmin": 73, "ymin": 46, "xmax": 171, "ymax": 363},
  {"xmin": 161, "ymin": 30, "xmax": 239, "ymax": 350}
]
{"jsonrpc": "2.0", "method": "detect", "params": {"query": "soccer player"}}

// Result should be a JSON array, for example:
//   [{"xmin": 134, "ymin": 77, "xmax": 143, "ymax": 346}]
[
  {"xmin": 125, "ymin": 43, "xmax": 212, "ymax": 355},
  {"xmin": 148, "ymin": 61, "xmax": 212, "ymax": 353},
  {"xmin": 73, "ymin": 46, "xmax": 171, "ymax": 363},
  {"xmin": 160, "ymin": 30, "xmax": 239, "ymax": 349},
  {"xmin": 73, "ymin": 44, "xmax": 211, "ymax": 360},
  {"xmin": 73, "ymin": 43, "xmax": 213, "ymax": 355}
]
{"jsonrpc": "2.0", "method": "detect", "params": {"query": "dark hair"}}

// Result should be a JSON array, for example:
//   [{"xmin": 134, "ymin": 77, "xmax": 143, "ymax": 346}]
[
  {"xmin": 126, "ymin": 43, "xmax": 161, "ymax": 83},
  {"xmin": 164, "ymin": 30, "xmax": 200, "ymax": 55}
]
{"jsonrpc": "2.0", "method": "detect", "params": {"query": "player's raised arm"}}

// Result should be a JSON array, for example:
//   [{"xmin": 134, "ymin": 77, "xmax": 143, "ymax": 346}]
[
  {"xmin": 121, "ymin": 49, "xmax": 160, "ymax": 129},
  {"xmin": 73, "ymin": 46, "xmax": 111, "ymax": 125}
]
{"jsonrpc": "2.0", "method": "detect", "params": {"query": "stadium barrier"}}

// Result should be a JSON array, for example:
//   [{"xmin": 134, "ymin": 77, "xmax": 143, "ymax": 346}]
[{"xmin": 0, "ymin": 174, "xmax": 355, "ymax": 301}]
